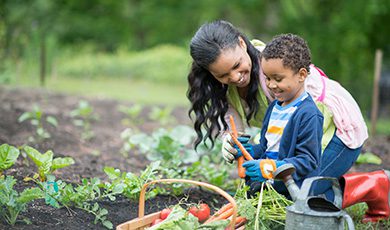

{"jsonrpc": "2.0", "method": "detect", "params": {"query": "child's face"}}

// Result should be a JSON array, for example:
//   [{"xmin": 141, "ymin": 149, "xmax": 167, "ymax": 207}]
[
  {"xmin": 208, "ymin": 37, "xmax": 252, "ymax": 88},
  {"xmin": 261, "ymin": 57, "xmax": 307, "ymax": 106}
]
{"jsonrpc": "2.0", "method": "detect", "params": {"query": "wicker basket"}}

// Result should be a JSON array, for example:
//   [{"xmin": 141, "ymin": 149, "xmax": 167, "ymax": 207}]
[{"xmin": 116, "ymin": 178, "xmax": 240, "ymax": 230}]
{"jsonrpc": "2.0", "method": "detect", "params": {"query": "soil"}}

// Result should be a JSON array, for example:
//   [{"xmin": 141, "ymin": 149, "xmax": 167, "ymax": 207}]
[{"xmin": 0, "ymin": 85, "xmax": 389, "ymax": 229}]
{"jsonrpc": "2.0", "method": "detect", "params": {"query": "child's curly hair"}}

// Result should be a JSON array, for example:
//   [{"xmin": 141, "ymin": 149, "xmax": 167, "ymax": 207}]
[{"xmin": 262, "ymin": 33, "xmax": 311, "ymax": 73}]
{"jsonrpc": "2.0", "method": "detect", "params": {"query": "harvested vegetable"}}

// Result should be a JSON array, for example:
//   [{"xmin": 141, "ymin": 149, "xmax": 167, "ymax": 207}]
[
  {"xmin": 147, "ymin": 204, "xmax": 230, "ymax": 230},
  {"xmin": 146, "ymin": 205, "xmax": 199, "ymax": 230},
  {"xmin": 160, "ymin": 208, "xmax": 172, "ymax": 220},
  {"xmin": 234, "ymin": 180, "xmax": 292, "ymax": 230},
  {"xmin": 189, "ymin": 203, "xmax": 211, "ymax": 222},
  {"xmin": 229, "ymin": 115, "xmax": 253, "ymax": 178},
  {"xmin": 205, "ymin": 203, "xmax": 233, "ymax": 223},
  {"xmin": 150, "ymin": 218, "xmax": 163, "ymax": 226}
]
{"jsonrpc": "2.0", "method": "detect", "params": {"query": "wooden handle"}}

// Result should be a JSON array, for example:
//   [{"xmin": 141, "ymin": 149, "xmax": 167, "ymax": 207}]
[{"xmin": 138, "ymin": 179, "xmax": 237, "ymax": 229}]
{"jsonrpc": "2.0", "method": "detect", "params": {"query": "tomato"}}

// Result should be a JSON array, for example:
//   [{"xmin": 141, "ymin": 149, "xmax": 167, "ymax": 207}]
[
  {"xmin": 160, "ymin": 208, "xmax": 172, "ymax": 220},
  {"xmin": 188, "ymin": 203, "xmax": 210, "ymax": 222},
  {"xmin": 150, "ymin": 218, "xmax": 163, "ymax": 226}
]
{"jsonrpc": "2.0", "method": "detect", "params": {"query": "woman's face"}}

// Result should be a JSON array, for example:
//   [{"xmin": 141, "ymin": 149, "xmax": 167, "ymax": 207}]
[{"xmin": 208, "ymin": 37, "xmax": 252, "ymax": 88}]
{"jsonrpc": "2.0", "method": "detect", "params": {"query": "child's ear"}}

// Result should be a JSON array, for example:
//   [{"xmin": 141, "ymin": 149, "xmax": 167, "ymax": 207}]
[
  {"xmin": 238, "ymin": 36, "xmax": 247, "ymax": 50},
  {"xmin": 298, "ymin": 68, "xmax": 308, "ymax": 82}
]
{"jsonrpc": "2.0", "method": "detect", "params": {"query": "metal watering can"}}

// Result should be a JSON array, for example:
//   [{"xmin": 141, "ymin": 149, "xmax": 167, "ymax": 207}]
[{"xmin": 273, "ymin": 164, "xmax": 355, "ymax": 230}]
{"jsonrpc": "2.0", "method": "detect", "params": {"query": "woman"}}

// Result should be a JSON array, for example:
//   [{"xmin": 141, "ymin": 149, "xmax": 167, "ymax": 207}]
[{"xmin": 187, "ymin": 20, "xmax": 389, "ymax": 223}]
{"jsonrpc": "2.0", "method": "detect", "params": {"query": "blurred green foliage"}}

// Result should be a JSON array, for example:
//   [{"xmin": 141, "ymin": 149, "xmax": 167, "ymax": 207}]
[
  {"xmin": 1, "ymin": 0, "xmax": 390, "ymax": 114},
  {"xmin": 57, "ymin": 45, "xmax": 190, "ymax": 84}
]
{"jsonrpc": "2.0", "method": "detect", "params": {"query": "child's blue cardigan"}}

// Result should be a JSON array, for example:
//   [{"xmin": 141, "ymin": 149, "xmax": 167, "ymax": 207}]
[{"xmin": 252, "ymin": 95, "xmax": 324, "ymax": 194}]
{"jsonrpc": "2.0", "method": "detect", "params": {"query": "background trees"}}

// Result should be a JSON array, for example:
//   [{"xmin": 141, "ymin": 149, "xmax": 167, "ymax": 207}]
[{"xmin": 1, "ymin": 0, "xmax": 389, "ymax": 114}]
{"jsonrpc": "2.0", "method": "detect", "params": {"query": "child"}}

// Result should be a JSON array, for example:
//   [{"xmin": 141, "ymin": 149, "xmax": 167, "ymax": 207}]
[
  {"xmin": 238, "ymin": 34, "xmax": 323, "ymax": 196},
  {"xmin": 232, "ymin": 34, "xmax": 390, "ymax": 223}
]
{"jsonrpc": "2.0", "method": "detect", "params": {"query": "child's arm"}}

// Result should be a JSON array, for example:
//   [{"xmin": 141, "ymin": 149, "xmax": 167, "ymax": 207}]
[
  {"xmin": 283, "ymin": 112, "xmax": 323, "ymax": 179},
  {"xmin": 250, "ymin": 101, "xmax": 275, "ymax": 159}
]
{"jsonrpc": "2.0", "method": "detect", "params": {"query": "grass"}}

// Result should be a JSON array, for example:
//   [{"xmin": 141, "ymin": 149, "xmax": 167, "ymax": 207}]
[
  {"xmin": 4, "ymin": 44, "xmax": 191, "ymax": 106},
  {"xmin": 366, "ymin": 118, "xmax": 390, "ymax": 136},
  {"xmin": 8, "ymin": 75, "xmax": 189, "ymax": 106},
  {"xmin": 346, "ymin": 203, "xmax": 390, "ymax": 230}
]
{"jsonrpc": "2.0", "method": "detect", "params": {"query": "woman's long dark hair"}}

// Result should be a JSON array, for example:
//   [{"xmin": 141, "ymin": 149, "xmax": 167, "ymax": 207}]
[{"xmin": 187, "ymin": 20, "xmax": 261, "ymax": 150}]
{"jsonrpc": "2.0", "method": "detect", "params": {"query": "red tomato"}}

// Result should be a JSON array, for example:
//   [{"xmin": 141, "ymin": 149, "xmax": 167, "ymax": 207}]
[
  {"xmin": 160, "ymin": 208, "xmax": 172, "ymax": 220},
  {"xmin": 150, "ymin": 218, "xmax": 163, "ymax": 226},
  {"xmin": 188, "ymin": 203, "xmax": 210, "ymax": 222}
]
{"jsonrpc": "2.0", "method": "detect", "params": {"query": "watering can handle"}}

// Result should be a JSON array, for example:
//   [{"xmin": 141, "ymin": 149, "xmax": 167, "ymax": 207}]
[
  {"xmin": 296, "ymin": 176, "xmax": 343, "ymax": 209},
  {"xmin": 342, "ymin": 213, "xmax": 355, "ymax": 230}
]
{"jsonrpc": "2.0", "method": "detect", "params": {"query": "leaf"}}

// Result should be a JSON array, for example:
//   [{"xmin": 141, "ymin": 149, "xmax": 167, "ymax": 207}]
[
  {"xmin": 108, "ymin": 194, "xmax": 116, "ymax": 201},
  {"xmin": 24, "ymin": 146, "xmax": 53, "ymax": 168},
  {"xmin": 129, "ymin": 133, "xmax": 153, "ymax": 153},
  {"xmin": 17, "ymin": 187, "xmax": 43, "ymax": 204},
  {"xmin": 92, "ymin": 203, "xmax": 99, "ymax": 212},
  {"xmin": 73, "ymin": 119, "xmax": 84, "ymax": 126},
  {"xmin": 112, "ymin": 183, "xmax": 125, "ymax": 194},
  {"xmin": 103, "ymin": 220, "xmax": 113, "ymax": 229},
  {"xmin": 33, "ymin": 105, "xmax": 42, "ymax": 120},
  {"xmin": 103, "ymin": 167, "xmax": 121, "ymax": 180},
  {"xmin": 99, "ymin": 208, "xmax": 108, "ymax": 216},
  {"xmin": 31, "ymin": 119, "xmax": 39, "ymax": 126},
  {"xmin": 18, "ymin": 112, "xmax": 32, "ymax": 123},
  {"xmin": 197, "ymin": 219, "xmax": 229, "ymax": 229},
  {"xmin": 170, "ymin": 125, "xmax": 196, "ymax": 145},
  {"xmin": 36, "ymin": 127, "xmax": 45, "ymax": 136},
  {"xmin": 46, "ymin": 116, "xmax": 58, "ymax": 127},
  {"xmin": 182, "ymin": 149, "xmax": 199, "ymax": 164},
  {"xmin": 51, "ymin": 157, "xmax": 75, "ymax": 171},
  {"xmin": 148, "ymin": 205, "xmax": 199, "ymax": 230},
  {"xmin": 0, "ymin": 144, "xmax": 20, "ymax": 171},
  {"xmin": 24, "ymin": 146, "xmax": 54, "ymax": 181},
  {"xmin": 356, "ymin": 152, "xmax": 382, "ymax": 165}
]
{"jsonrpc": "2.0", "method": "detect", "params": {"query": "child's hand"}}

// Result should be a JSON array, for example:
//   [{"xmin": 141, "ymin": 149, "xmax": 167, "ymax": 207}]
[
  {"xmin": 233, "ymin": 137, "xmax": 254, "ymax": 159},
  {"xmin": 243, "ymin": 159, "xmax": 285, "ymax": 181}
]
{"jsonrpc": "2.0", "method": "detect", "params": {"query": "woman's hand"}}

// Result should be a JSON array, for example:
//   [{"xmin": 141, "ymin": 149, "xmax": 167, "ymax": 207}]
[{"xmin": 221, "ymin": 133, "xmax": 252, "ymax": 163}]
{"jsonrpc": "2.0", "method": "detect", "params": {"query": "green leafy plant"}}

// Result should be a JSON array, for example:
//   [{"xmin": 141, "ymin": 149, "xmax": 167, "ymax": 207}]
[
  {"xmin": 148, "ymin": 106, "xmax": 176, "ymax": 126},
  {"xmin": 356, "ymin": 152, "xmax": 382, "ymax": 165},
  {"xmin": 119, "ymin": 128, "xmax": 152, "ymax": 157},
  {"xmin": 58, "ymin": 178, "xmax": 113, "ymax": 229},
  {"xmin": 103, "ymin": 161, "xmax": 161, "ymax": 200},
  {"xmin": 70, "ymin": 100, "xmax": 98, "ymax": 140},
  {"xmin": 126, "ymin": 125, "xmax": 198, "ymax": 163},
  {"xmin": 0, "ymin": 176, "xmax": 43, "ymax": 225},
  {"xmin": 79, "ymin": 202, "xmax": 113, "ymax": 229},
  {"xmin": 125, "ymin": 125, "xmax": 235, "ymax": 192},
  {"xmin": 186, "ymin": 156, "xmax": 232, "ymax": 189},
  {"xmin": 28, "ymin": 175, "xmax": 114, "ymax": 229},
  {"xmin": 17, "ymin": 105, "xmax": 58, "ymax": 142},
  {"xmin": 23, "ymin": 146, "xmax": 75, "ymax": 181},
  {"xmin": 0, "ymin": 144, "xmax": 20, "ymax": 175},
  {"xmin": 118, "ymin": 104, "xmax": 144, "ymax": 128}
]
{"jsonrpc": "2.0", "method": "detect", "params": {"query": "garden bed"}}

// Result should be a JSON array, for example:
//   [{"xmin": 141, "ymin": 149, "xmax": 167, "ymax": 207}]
[{"xmin": 0, "ymin": 86, "xmax": 389, "ymax": 229}]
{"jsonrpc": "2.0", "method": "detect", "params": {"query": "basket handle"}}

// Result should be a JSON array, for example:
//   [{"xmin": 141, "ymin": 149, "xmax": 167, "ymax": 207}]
[{"xmin": 138, "ymin": 179, "xmax": 237, "ymax": 229}]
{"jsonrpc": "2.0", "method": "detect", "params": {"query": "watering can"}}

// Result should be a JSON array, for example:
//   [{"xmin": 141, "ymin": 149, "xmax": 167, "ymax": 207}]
[{"xmin": 273, "ymin": 163, "xmax": 355, "ymax": 230}]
